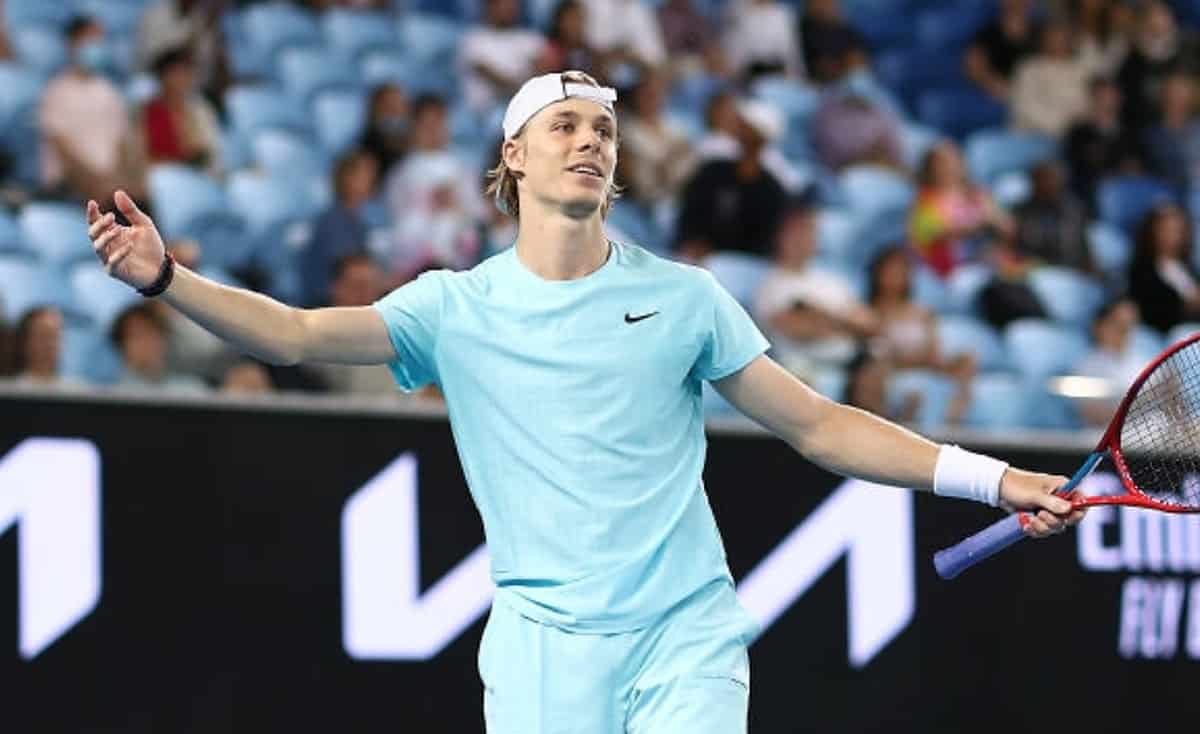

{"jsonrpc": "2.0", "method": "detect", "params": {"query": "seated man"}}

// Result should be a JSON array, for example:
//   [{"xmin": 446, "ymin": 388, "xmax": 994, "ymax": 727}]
[{"xmin": 40, "ymin": 16, "xmax": 146, "ymax": 205}]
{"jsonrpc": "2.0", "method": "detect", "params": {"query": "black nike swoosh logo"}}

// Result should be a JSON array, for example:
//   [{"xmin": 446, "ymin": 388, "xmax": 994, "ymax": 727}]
[{"xmin": 624, "ymin": 311, "xmax": 659, "ymax": 323}]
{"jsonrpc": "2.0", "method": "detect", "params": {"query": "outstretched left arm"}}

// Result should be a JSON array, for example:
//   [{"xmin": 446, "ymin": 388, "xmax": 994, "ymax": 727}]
[{"xmin": 713, "ymin": 356, "xmax": 1085, "ymax": 537}]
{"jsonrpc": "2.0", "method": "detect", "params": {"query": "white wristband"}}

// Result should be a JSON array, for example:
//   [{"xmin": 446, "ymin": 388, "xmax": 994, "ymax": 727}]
[{"xmin": 933, "ymin": 444, "xmax": 1008, "ymax": 507}]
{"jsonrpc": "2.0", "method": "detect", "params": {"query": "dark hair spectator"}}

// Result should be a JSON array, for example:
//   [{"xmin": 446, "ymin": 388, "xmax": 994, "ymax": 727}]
[
  {"xmin": 301, "ymin": 149, "xmax": 378, "ymax": 307},
  {"xmin": 538, "ymin": 0, "xmax": 597, "ymax": 74},
  {"xmin": 1010, "ymin": 20, "xmax": 1088, "ymax": 137},
  {"xmin": 1063, "ymin": 75, "xmax": 1146, "ymax": 209},
  {"xmin": 1128, "ymin": 203, "xmax": 1200, "ymax": 332},
  {"xmin": 11, "ymin": 306, "xmax": 66, "ymax": 385},
  {"xmin": 1116, "ymin": 1, "xmax": 1200, "ymax": 133},
  {"xmin": 111, "ymin": 303, "xmax": 206, "ymax": 392},
  {"xmin": 137, "ymin": 45, "xmax": 222, "ymax": 176},
  {"xmin": 963, "ymin": 0, "xmax": 1038, "ymax": 102},
  {"xmin": 799, "ymin": 0, "xmax": 868, "ymax": 84}
]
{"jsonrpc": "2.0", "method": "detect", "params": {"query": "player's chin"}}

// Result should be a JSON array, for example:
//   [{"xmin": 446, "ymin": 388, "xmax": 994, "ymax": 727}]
[{"xmin": 561, "ymin": 193, "xmax": 603, "ymax": 220}]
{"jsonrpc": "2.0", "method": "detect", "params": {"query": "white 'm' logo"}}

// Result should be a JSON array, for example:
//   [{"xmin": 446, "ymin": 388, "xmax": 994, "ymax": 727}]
[{"xmin": 1, "ymin": 438, "xmax": 102, "ymax": 659}]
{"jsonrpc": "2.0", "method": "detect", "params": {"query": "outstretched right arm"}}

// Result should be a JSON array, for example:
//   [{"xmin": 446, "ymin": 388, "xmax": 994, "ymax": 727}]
[{"xmin": 88, "ymin": 191, "xmax": 396, "ymax": 367}]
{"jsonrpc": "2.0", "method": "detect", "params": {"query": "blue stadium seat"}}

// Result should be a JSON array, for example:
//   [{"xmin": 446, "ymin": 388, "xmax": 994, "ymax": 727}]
[
  {"xmin": 605, "ymin": 200, "xmax": 666, "ymax": 255},
  {"xmin": 253, "ymin": 129, "xmax": 331, "ymax": 180},
  {"xmin": 226, "ymin": 172, "xmax": 318, "ymax": 303},
  {"xmin": 888, "ymin": 368, "xmax": 957, "ymax": 431},
  {"xmin": 240, "ymin": 3, "xmax": 322, "ymax": 60},
  {"xmin": 1132, "ymin": 325, "xmax": 1165, "ymax": 358},
  {"xmin": 0, "ymin": 254, "xmax": 74, "ymax": 322},
  {"xmin": 917, "ymin": 87, "xmax": 1006, "ymax": 141},
  {"xmin": 1027, "ymin": 266, "xmax": 1106, "ymax": 328},
  {"xmin": 914, "ymin": 1, "xmax": 993, "ymax": 50},
  {"xmin": 359, "ymin": 50, "xmax": 417, "ymax": 89},
  {"xmin": 815, "ymin": 208, "xmax": 858, "ymax": 263},
  {"xmin": 1086, "ymin": 221, "xmax": 1132, "ymax": 275},
  {"xmin": 148, "ymin": 165, "xmax": 251, "ymax": 268},
  {"xmin": 964, "ymin": 128, "xmax": 1058, "ymax": 186},
  {"xmin": 702, "ymin": 252, "xmax": 771, "ymax": 311},
  {"xmin": 19, "ymin": 202, "xmax": 95, "ymax": 267},
  {"xmin": 944, "ymin": 263, "xmax": 992, "ymax": 314},
  {"xmin": 841, "ymin": 0, "xmax": 915, "ymax": 48},
  {"xmin": 313, "ymin": 88, "xmax": 368, "ymax": 156},
  {"xmin": 750, "ymin": 76, "xmax": 820, "ymax": 124},
  {"xmin": 937, "ymin": 314, "xmax": 1007, "ymax": 371},
  {"xmin": 77, "ymin": 0, "xmax": 147, "ymax": 37},
  {"xmin": 277, "ymin": 46, "xmax": 362, "ymax": 103},
  {"xmin": 322, "ymin": 9, "xmax": 400, "ymax": 60},
  {"xmin": 1167, "ymin": 323, "xmax": 1200, "ymax": 344},
  {"xmin": 1004, "ymin": 318, "xmax": 1090, "ymax": 382},
  {"xmin": 874, "ymin": 48, "xmax": 963, "ymax": 113},
  {"xmin": 0, "ymin": 209, "xmax": 23, "ymax": 252},
  {"xmin": 4, "ymin": 0, "xmax": 75, "ymax": 28},
  {"xmin": 962, "ymin": 372, "xmax": 1035, "ymax": 430},
  {"xmin": 1096, "ymin": 175, "xmax": 1175, "ymax": 232},
  {"xmin": 899, "ymin": 121, "xmax": 942, "ymax": 171},
  {"xmin": 69, "ymin": 263, "xmax": 141, "ymax": 331},
  {"xmin": 60, "ymin": 320, "xmax": 123, "ymax": 385},
  {"xmin": 11, "ymin": 24, "xmax": 66, "ymax": 77},
  {"xmin": 911, "ymin": 262, "xmax": 949, "ymax": 311},
  {"xmin": 838, "ymin": 166, "xmax": 914, "ymax": 265},
  {"xmin": 0, "ymin": 64, "xmax": 42, "ymax": 186},
  {"xmin": 397, "ymin": 12, "xmax": 463, "ymax": 68},
  {"xmin": 225, "ymin": 84, "xmax": 313, "ymax": 141}
]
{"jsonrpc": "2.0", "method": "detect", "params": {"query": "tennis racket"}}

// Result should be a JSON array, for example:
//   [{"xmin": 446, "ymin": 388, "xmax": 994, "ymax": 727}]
[{"xmin": 934, "ymin": 332, "xmax": 1200, "ymax": 580}]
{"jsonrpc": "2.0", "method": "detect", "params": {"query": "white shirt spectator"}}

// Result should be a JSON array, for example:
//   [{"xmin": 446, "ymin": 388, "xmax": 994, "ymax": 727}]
[
  {"xmin": 459, "ymin": 26, "xmax": 545, "ymax": 114},
  {"xmin": 754, "ymin": 265, "xmax": 862, "ymax": 375},
  {"xmin": 38, "ymin": 72, "xmax": 130, "ymax": 189},
  {"xmin": 135, "ymin": 0, "xmax": 219, "ymax": 85},
  {"xmin": 384, "ymin": 151, "xmax": 483, "ymax": 277},
  {"xmin": 1010, "ymin": 56, "xmax": 1089, "ymax": 136},
  {"xmin": 722, "ymin": 0, "xmax": 801, "ymax": 77},
  {"xmin": 580, "ymin": 0, "xmax": 666, "ymax": 68}
]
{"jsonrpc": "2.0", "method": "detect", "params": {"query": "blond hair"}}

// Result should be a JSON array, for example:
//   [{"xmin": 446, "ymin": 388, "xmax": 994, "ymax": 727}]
[{"xmin": 485, "ymin": 70, "xmax": 621, "ymax": 219}]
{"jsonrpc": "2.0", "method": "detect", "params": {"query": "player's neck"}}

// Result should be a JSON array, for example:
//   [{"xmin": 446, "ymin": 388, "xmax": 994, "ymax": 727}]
[{"xmin": 514, "ymin": 213, "xmax": 610, "ymax": 281}]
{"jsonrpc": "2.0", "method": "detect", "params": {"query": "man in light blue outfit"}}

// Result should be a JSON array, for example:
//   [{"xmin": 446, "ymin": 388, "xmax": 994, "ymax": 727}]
[{"xmin": 87, "ymin": 70, "xmax": 1085, "ymax": 734}]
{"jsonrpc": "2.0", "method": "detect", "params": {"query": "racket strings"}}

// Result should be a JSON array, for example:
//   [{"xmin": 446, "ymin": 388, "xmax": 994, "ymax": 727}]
[{"xmin": 1120, "ymin": 341, "xmax": 1200, "ymax": 510}]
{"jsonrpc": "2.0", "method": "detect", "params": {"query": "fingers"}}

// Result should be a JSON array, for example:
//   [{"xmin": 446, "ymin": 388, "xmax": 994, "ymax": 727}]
[
  {"xmin": 86, "ymin": 199, "xmax": 99, "ymax": 225},
  {"xmin": 1035, "ymin": 482, "xmax": 1073, "ymax": 515},
  {"xmin": 93, "ymin": 225, "xmax": 121, "ymax": 256},
  {"xmin": 104, "ymin": 243, "xmax": 134, "ymax": 275},
  {"xmin": 114, "ymin": 190, "xmax": 149, "ymax": 225},
  {"xmin": 89, "ymin": 211, "xmax": 116, "ymax": 240}
]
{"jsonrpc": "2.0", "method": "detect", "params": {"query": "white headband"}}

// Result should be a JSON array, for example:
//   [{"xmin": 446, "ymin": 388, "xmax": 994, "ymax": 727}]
[{"xmin": 501, "ymin": 72, "xmax": 617, "ymax": 140}]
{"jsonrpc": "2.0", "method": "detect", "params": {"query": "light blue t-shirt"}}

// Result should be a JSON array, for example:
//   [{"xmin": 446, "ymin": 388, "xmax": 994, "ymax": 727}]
[{"xmin": 373, "ymin": 242, "xmax": 769, "ymax": 632}]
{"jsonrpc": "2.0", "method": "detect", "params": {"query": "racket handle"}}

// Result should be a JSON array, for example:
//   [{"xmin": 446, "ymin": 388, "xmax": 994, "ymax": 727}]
[{"xmin": 933, "ymin": 514, "xmax": 1027, "ymax": 580}]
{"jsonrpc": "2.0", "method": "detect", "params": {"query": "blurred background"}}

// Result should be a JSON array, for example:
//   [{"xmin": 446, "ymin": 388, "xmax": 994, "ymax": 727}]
[
  {"xmin": 3, "ymin": 0, "xmax": 1200, "ymax": 433},
  {"xmin": 5, "ymin": 2, "xmax": 1200, "ymax": 732}
]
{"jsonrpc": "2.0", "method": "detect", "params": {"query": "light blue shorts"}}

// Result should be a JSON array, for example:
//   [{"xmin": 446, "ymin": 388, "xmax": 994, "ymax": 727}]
[{"xmin": 477, "ymin": 578, "xmax": 756, "ymax": 734}]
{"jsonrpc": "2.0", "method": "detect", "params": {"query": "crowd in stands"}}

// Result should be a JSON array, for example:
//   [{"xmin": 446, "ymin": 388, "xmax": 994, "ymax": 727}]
[{"xmin": 1, "ymin": 0, "xmax": 1200, "ymax": 432}]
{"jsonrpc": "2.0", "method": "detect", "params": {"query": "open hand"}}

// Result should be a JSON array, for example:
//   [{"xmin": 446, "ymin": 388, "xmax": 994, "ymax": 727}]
[
  {"xmin": 998, "ymin": 468, "xmax": 1087, "ymax": 539},
  {"xmin": 86, "ymin": 190, "xmax": 165, "ymax": 291}
]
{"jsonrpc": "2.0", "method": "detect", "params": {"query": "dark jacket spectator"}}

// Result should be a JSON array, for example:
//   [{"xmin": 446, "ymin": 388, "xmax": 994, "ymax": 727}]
[
  {"xmin": 1012, "ymin": 161, "xmax": 1091, "ymax": 272},
  {"xmin": 302, "ymin": 149, "xmax": 378, "ymax": 307},
  {"xmin": 799, "ymin": 0, "xmax": 868, "ymax": 84},
  {"xmin": 359, "ymin": 83, "xmax": 411, "ymax": 182},
  {"xmin": 1128, "ymin": 203, "xmax": 1200, "ymax": 332},
  {"xmin": 1063, "ymin": 75, "xmax": 1146, "ymax": 208},
  {"xmin": 1116, "ymin": 1, "xmax": 1200, "ymax": 133},
  {"xmin": 963, "ymin": 0, "xmax": 1038, "ymax": 101}
]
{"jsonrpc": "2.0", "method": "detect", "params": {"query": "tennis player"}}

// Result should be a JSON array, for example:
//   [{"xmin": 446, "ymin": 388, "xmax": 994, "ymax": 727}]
[{"xmin": 87, "ymin": 70, "xmax": 1084, "ymax": 733}]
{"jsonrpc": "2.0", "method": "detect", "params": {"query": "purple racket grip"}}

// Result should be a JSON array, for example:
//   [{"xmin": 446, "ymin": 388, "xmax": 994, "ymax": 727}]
[{"xmin": 933, "ymin": 513, "xmax": 1026, "ymax": 580}]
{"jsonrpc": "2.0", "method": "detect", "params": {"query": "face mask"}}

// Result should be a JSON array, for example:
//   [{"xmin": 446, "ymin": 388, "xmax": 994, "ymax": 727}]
[
  {"xmin": 75, "ymin": 41, "xmax": 112, "ymax": 74},
  {"xmin": 375, "ymin": 116, "xmax": 409, "ymax": 136}
]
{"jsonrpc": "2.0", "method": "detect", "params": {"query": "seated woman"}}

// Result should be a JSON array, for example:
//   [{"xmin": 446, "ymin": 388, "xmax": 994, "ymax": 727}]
[
  {"xmin": 1128, "ymin": 203, "xmax": 1200, "ymax": 332},
  {"xmin": 137, "ymin": 46, "xmax": 222, "ymax": 177},
  {"xmin": 866, "ymin": 246, "xmax": 977, "ymax": 383}
]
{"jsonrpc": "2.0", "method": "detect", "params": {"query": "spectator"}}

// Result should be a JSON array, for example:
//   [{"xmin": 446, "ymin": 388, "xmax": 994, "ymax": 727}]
[
  {"xmin": 810, "ymin": 87, "xmax": 903, "ymax": 171},
  {"xmin": 1141, "ymin": 72, "xmax": 1200, "ymax": 196},
  {"xmin": 302, "ymin": 149, "xmax": 377, "ymax": 307},
  {"xmin": 675, "ymin": 99, "xmax": 788, "ymax": 260},
  {"xmin": 537, "ymin": 0, "xmax": 598, "ymax": 76},
  {"xmin": 136, "ymin": 47, "xmax": 222, "ymax": 177},
  {"xmin": 1117, "ymin": 1, "xmax": 1200, "ymax": 133},
  {"xmin": 843, "ymin": 348, "xmax": 921, "ymax": 424},
  {"xmin": 722, "ymin": 0, "xmax": 802, "ymax": 80},
  {"xmin": 111, "ymin": 302, "xmax": 207, "ymax": 392},
  {"xmin": 799, "ymin": 0, "xmax": 868, "ymax": 85},
  {"xmin": 580, "ymin": 0, "xmax": 666, "ymax": 73},
  {"xmin": 312, "ymin": 254, "xmax": 397, "ymax": 395},
  {"xmin": 135, "ymin": 0, "xmax": 228, "ymax": 98},
  {"xmin": 1072, "ymin": 298, "xmax": 1146, "ymax": 425},
  {"xmin": 39, "ymin": 16, "xmax": 147, "ymax": 205},
  {"xmin": 1010, "ymin": 160, "xmax": 1092, "ymax": 273},
  {"xmin": 459, "ymin": 0, "xmax": 546, "ymax": 115},
  {"xmin": 909, "ymin": 141, "xmax": 1014, "ymax": 278},
  {"xmin": 1128, "ymin": 203, "xmax": 1200, "ymax": 332},
  {"xmin": 385, "ymin": 95, "xmax": 483, "ymax": 280},
  {"xmin": 10, "ymin": 306, "xmax": 71, "ymax": 387},
  {"xmin": 1010, "ymin": 20, "xmax": 1089, "ymax": 137},
  {"xmin": 656, "ymin": 0, "xmax": 715, "ymax": 75},
  {"xmin": 359, "ymin": 83, "xmax": 411, "ymax": 181},
  {"xmin": 1073, "ymin": 0, "xmax": 1132, "ymax": 76},
  {"xmin": 866, "ymin": 247, "xmax": 977, "ymax": 383},
  {"xmin": 964, "ymin": 0, "xmax": 1038, "ymax": 102},
  {"xmin": 621, "ymin": 69, "xmax": 696, "ymax": 209},
  {"xmin": 694, "ymin": 90, "xmax": 807, "ymax": 193},
  {"xmin": 753, "ymin": 200, "xmax": 878, "ymax": 383},
  {"xmin": 1063, "ymin": 75, "xmax": 1145, "ymax": 208},
  {"xmin": 220, "ymin": 360, "xmax": 274, "ymax": 394}
]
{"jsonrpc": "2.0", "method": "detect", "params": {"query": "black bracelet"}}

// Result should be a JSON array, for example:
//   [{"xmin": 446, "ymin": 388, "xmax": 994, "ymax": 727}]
[{"xmin": 138, "ymin": 252, "xmax": 176, "ymax": 298}]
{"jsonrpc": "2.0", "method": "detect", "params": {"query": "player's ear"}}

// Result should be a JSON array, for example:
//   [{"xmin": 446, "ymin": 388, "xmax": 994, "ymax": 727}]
[{"xmin": 502, "ymin": 137, "xmax": 526, "ymax": 176}]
